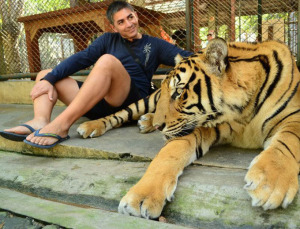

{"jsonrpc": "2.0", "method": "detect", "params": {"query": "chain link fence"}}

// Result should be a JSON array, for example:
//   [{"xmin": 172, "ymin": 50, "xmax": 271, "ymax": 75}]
[{"xmin": 0, "ymin": 0, "xmax": 298, "ymax": 75}]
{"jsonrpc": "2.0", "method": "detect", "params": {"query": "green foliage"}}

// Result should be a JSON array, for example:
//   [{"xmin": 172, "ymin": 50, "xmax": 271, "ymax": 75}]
[
  {"xmin": 217, "ymin": 25, "xmax": 228, "ymax": 40},
  {"xmin": 23, "ymin": 0, "xmax": 70, "ymax": 15},
  {"xmin": 199, "ymin": 27, "xmax": 209, "ymax": 41}
]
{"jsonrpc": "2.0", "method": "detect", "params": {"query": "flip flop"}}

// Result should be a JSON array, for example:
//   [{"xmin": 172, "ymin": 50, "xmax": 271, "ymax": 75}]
[
  {"xmin": 23, "ymin": 129, "xmax": 70, "ymax": 149},
  {"xmin": 0, "ymin": 124, "xmax": 36, "ymax": 142}
]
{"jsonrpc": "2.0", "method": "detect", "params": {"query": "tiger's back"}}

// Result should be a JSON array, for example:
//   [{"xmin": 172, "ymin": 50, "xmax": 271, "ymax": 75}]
[
  {"xmin": 152, "ymin": 39, "xmax": 300, "ymax": 150},
  {"xmin": 226, "ymin": 41, "xmax": 300, "ymax": 148}
]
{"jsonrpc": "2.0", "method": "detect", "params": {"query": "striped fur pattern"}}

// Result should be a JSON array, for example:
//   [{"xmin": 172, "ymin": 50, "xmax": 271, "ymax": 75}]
[
  {"xmin": 77, "ymin": 89, "xmax": 161, "ymax": 138},
  {"xmin": 79, "ymin": 38, "xmax": 300, "ymax": 219}
]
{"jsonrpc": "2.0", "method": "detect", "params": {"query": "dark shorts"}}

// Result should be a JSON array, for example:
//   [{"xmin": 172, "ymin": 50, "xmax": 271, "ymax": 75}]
[{"xmin": 76, "ymin": 80, "xmax": 142, "ymax": 120}]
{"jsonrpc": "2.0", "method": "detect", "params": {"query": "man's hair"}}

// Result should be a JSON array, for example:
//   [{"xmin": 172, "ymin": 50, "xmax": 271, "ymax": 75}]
[{"xmin": 106, "ymin": 1, "xmax": 135, "ymax": 24}]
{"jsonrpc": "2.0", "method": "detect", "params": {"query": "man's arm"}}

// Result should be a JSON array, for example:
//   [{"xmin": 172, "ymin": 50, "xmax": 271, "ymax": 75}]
[
  {"xmin": 155, "ymin": 37, "xmax": 193, "ymax": 67},
  {"xmin": 42, "ymin": 34, "xmax": 109, "ymax": 85}
]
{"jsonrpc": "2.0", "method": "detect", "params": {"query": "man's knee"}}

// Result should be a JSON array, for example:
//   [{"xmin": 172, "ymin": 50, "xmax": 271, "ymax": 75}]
[
  {"xmin": 94, "ymin": 54, "xmax": 129, "ymax": 82},
  {"xmin": 95, "ymin": 54, "xmax": 122, "ymax": 69},
  {"xmin": 35, "ymin": 69, "xmax": 52, "ymax": 82}
]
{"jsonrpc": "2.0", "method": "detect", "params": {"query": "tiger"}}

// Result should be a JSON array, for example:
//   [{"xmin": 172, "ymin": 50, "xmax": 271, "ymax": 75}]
[{"xmin": 77, "ymin": 38, "xmax": 300, "ymax": 219}]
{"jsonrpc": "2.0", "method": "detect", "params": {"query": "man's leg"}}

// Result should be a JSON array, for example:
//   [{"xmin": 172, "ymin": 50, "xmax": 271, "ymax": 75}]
[
  {"xmin": 26, "ymin": 54, "xmax": 132, "ymax": 146},
  {"xmin": 4, "ymin": 69, "xmax": 80, "ymax": 134}
]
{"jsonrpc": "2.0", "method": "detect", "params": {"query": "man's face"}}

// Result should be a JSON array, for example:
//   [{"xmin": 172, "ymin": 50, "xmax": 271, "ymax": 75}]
[{"xmin": 110, "ymin": 8, "xmax": 140, "ymax": 40}]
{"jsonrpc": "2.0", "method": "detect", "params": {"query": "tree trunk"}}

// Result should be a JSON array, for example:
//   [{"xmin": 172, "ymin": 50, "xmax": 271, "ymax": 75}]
[
  {"xmin": 0, "ymin": 31, "xmax": 7, "ymax": 74},
  {"xmin": 0, "ymin": 0, "xmax": 24, "ymax": 74}
]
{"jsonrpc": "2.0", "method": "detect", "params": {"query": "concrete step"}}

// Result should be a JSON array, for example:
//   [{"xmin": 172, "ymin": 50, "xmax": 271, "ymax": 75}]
[
  {"xmin": 0, "ymin": 76, "xmax": 165, "ymax": 105},
  {"xmin": 0, "ymin": 103, "xmax": 299, "ymax": 228},
  {"xmin": 0, "ymin": 187, "xmax": 186, "ymax": 229},
  {"xmin": 0, "ymin": 77, "xmax": 87, "ymax": 105}
]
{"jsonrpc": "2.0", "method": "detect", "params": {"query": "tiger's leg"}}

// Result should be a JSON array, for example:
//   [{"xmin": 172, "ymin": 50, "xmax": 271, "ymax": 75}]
[
  {"xmin": 118, "ymin": 126, "xmax": 226, "ymax": 219},
  {"xmin": 244, "ymin": 119, "xmax": 300, "ymax": 210},
  {"xmin": 77, "ymin": 89, "xmax": 161, "ymax": 138}
]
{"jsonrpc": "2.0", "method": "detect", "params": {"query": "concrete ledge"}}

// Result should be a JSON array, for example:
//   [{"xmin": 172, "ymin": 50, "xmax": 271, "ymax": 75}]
[
  {"xmin": 0, "ymin": 80, "xmax": 35, "ymax": 105},
  {"xmin": 0, "ymin": 76, "xmax": 86, "ymax": 105},
  {"xmin": 0, "ymin": 80, "xmax": 66, "ymax": 105},
  {"xmin": 0, "ymin": 104, "xmax": 259, "ymax": 168},
  {"xmin": 0, "ymin": 151, "xmax": 299, "ymax": 228},
  {"xmin": 0, "ymin": 188, "xmax": 185, "ymax": 229},
  {"xmin": 0, "ymin": 76, "xmax": 164, "ymax": 105},
  {"xmin": 0, "ymin": 104, "xmax": 164, "ymax": 161}
]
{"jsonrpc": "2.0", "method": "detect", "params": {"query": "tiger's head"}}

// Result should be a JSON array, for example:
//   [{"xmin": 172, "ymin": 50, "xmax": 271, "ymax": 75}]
[{"xmin": 153, "ymin": 38, "xmax": 255, "ymax": 138}]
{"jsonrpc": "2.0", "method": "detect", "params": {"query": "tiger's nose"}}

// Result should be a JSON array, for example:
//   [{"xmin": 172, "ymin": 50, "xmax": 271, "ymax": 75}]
[{"xmin": 154, "ymin": 123, "xmax": 166, "ymax": 131}]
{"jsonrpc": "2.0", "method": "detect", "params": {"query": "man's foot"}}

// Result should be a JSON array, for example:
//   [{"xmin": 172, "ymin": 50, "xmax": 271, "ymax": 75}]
[
  {"xmin": 25, "ymin": 122, "xmax": 69, "ymax": 147},
  {"xmin": 4, "ymin": 121, "xmax": 43, "ymax": 135},
  {"xmin": 24, "ymin": 129, "xmax": 70, "ymax": 149},
  {"xmin": 1, "ymin": 120, "xmax": 47, "ymax": 142}
]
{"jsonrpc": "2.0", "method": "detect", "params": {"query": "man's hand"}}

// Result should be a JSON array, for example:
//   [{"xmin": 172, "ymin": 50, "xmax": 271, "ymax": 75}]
[{"xmin": 30, "ymin": 80, "xmax": 54, "ymax": 101}]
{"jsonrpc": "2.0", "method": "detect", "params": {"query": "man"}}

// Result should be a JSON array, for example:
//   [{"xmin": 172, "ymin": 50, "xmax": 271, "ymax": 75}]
[{"xmin": 0, "ymin": 1, "xmax": 192, "ymax": 148}]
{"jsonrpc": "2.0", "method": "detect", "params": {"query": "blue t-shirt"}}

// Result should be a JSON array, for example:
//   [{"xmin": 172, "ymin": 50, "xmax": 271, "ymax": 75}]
[{"xmin": 43, "ymin": 32, "xmax": 192, "ymax": 97}]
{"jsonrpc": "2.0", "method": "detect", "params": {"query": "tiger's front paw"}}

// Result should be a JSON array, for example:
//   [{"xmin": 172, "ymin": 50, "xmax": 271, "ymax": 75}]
[
  {"xmin": 244, "ymin": 150, "xmax": 299, "ymax": 210},
  {"xmin": 77, "ymin": 119, "xmax": 108, "ymax": 138},
  {"xmin": 137, "ymin": 113, "xmax": 156, "ymax": 134},
  {"xmin": 118, "ymin": 178, "xmax": 176, "ymax": 219}
]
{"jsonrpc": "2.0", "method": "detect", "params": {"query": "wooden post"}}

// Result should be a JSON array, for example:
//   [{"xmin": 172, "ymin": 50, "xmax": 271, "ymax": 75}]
[
  {"xmin": 230, "ymin": 0, "xmax": 236, "ymax": 41},
  {"xmin": 185, "ymin": 0, "xmax": 192, "ymax": 51},
  {"xmin": 193, "ymin": 0, "xmax": 201, "ymax": 52},
  {"xmin": 25, "ymin": 29, "xmax": 41, "ymax": 73},
  {"xmin": 257, "ymin": 0, "xmax": 262, "ymax": 42}
]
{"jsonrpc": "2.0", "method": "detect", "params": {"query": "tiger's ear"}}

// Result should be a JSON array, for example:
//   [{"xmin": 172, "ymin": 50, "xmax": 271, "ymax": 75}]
[
  {"xmin": 175, "ymin": 54, "xmax": 183, "ymax": 65},
  {"xmin": 205, "ymin": 38, "xmax": 228, "ymax": 76}
]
